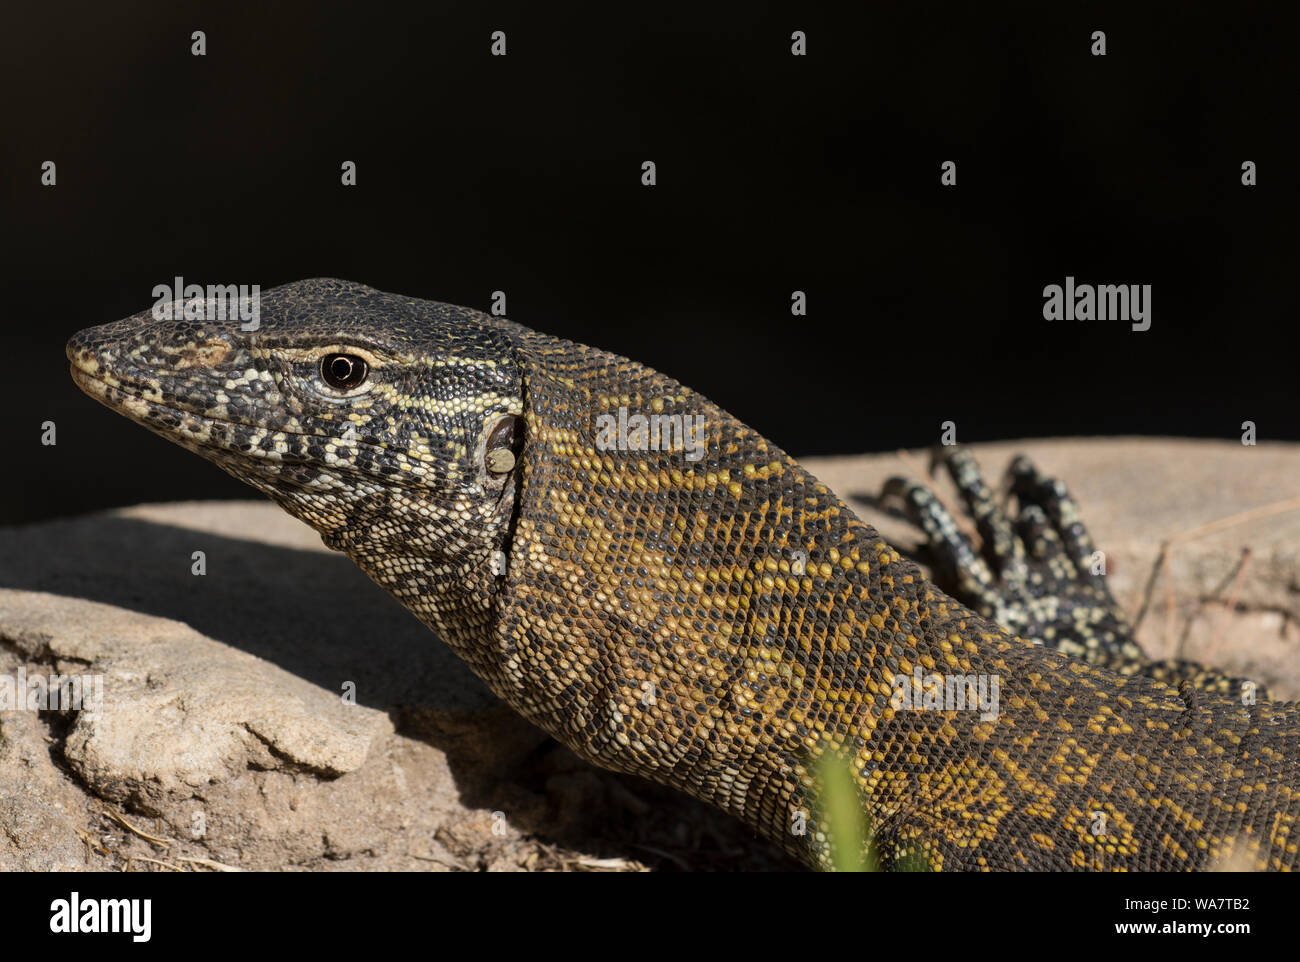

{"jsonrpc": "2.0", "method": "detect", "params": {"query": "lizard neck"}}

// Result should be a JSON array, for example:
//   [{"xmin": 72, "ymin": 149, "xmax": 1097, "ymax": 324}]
[{"xmin": 334, "ymin": 488, "xmax": 517, "ymax": 672}]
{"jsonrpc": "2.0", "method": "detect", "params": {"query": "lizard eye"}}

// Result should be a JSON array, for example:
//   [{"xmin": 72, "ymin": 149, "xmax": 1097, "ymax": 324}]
[{"xmin": 321, "ymin": 353, "xmax": 368, "ymax": 390}]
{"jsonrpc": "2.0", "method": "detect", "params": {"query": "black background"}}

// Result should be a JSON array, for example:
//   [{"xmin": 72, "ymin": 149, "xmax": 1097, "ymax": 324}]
[
  {"xmin": 4, "ymin": 871, "xmax": 1279, "ymax": 943},
  {"xmin": 4, "ymin": 1, "xmax": 1297, "ymax": 524}
]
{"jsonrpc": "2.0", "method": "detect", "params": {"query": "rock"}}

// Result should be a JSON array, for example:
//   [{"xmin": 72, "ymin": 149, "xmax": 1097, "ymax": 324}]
[
  {"xmin": 0, "ymin": 709, "xmax": 89, "ymax": 871},
  {"xmin": 1, "ymin": 591, "xmax": 390, "ymax": 804}
]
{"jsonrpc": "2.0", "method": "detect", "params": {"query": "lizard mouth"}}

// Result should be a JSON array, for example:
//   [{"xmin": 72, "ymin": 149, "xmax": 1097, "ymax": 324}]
[
  {"xmin": 68, "ymin": 361, "xmax": 181, "ymax": 421},
  {"xmin": 67, "ymin": 329, "xmax": 263, "ymax": 435},
  {"xmin": 68, "ymin": 361, "xmax": 274, "ymax": 461},
  {"xmin": 66, "ymin": 358, "xmax": 444, "ymax": 482}
]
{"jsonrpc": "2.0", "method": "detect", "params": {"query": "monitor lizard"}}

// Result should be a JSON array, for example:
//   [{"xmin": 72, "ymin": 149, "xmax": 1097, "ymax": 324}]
[{"xmin": 67, "ymin": 278, "xmax": 1299, "ymax": 870}]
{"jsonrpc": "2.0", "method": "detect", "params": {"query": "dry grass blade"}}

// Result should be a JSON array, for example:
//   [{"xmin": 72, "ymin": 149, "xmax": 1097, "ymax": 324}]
[{"xmin": 101, "ymin": 808, "xmax": 172, "ymax": 849}]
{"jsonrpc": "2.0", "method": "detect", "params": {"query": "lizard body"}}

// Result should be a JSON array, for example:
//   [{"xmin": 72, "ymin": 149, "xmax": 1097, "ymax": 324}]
[{"xmin": 68, "ymin": 279, "xmax": 1300, "ymax": 870}]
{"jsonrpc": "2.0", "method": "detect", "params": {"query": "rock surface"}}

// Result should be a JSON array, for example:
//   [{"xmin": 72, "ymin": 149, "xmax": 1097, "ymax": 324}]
[{"xmin": 1, "ymin": 438, "xmax": 1295, "ymax": 870}]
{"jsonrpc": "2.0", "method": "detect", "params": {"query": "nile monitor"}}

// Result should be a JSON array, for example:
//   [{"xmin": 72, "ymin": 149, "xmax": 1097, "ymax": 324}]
[{"xmin": 66, "ymin": 279, "xmax": 1299, "ymax": 871}]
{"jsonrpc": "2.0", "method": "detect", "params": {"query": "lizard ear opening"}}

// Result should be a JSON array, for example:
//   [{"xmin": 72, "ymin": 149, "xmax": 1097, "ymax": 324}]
[{"xmin": 484, "ymin": 414, "xmax": 525, "ymax": 475}]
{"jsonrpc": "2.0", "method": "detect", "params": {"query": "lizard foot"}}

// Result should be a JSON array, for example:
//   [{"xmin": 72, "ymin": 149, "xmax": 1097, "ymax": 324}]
[{"xmin": 881, "ymin": 446, "xmax": 1264, "ymax": 700}]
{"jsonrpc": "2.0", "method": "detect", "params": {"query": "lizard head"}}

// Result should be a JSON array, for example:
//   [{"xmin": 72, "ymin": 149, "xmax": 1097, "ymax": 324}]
[{"xmin": 67, "ymin": 278, "xmax": 527, "ymax": 561}]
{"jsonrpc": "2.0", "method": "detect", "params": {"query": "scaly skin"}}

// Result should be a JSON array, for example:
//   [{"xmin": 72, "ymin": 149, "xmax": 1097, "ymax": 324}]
[{"xmin": 68, "ymin": 279, "xmax": 1300, "ymax": 870}]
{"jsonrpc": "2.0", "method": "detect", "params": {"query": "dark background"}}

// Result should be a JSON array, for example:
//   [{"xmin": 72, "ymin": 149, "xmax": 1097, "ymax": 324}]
[{"xmin": 4, "ymin": 1, "xmax": 1297, "ymax": 524}]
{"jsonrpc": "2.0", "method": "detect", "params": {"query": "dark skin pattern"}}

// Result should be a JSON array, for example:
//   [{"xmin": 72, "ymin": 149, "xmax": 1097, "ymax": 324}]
[{"xmin": 68, "ymin": 279, "xmax": 1300, "ymax": 870}]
